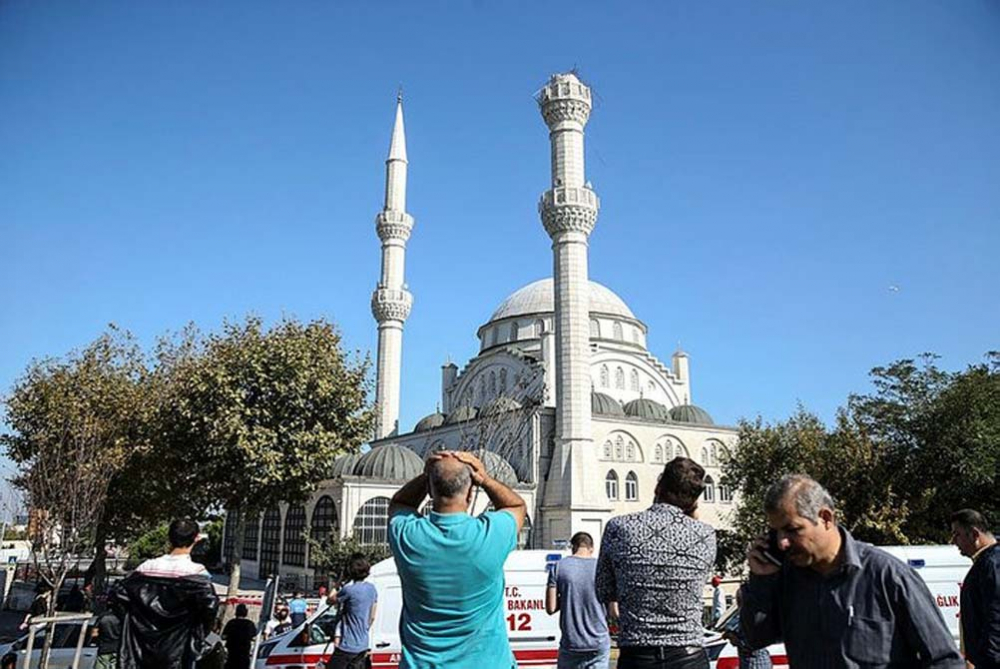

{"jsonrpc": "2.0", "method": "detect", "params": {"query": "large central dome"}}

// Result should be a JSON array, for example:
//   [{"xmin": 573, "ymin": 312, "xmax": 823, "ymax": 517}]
[{"xmin": 489, "ymin": 278, "xmax": 637, "ymax": 323}]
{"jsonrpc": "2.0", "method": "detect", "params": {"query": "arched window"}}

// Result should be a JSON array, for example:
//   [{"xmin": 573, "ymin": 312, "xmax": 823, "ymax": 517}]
[
  {"xmin": 625, "ymin": 471, "xmax": 639, "ymax": 501},
  {"xmin": 603, "ymin": 440, "xmax": 612, "ymax": 459},
  {"xmin": 704, "ymin": 476, "xmax": 716, "ymax": 503},
  {"xmin": 590, "ymin": 319, "xmax": 600, "ymax": 338},
  {"xmin": 632, "ymin": 329, "xmax": 640, "ymax": 344},
  {"xmin": 535, "ymin": 319, "xmax": 545, "ymax": 336},
  {"xmin": 258, "ymin": 507, "xmax": 282, "ymax": 579},
  {"xmin": 518, "ymin": 515, "xmax": 533, "ymax": 549},
  {"xmin": 309, "ymin": 496, "xmax": 339, "ymax": 568},
  {"xmin": 282, "ymin": 504, "xmax": 306, "ymax": 567},
  {"xmin": 499, "ymin": 368, "xmax": 508, "ymax": 394},
  {"xmin": 655, "ymin": 444, "xmax": 663, "ymax": 462},
  {"xmin": 615, "ymin": 435, "xmax": 624, "ymax": 460},
  {"xmin": 508, "ymin": 323, "xmax": 517, "ymax": 342},
  {"xmin": 701, "ymin": 447, "xmax": 709, "ymax": 465},
  {"xmin": 605, "ymin": 471, "xmax": 619, "ymax": 500},
  {"xmin": 630, "ymin": 369, "xmax": 640, "ymax": 391},
  {"xmin": 626, "ymin": 441, "xmax": 635, "ymax": 461},
  {"xmin": 718, "ymin": 443, "xmax": 731, "ymax": 463},
  {"xmin": 478, "ymin": 377, "xmax": 486, "ymax": 404},
  {"xmin": 615, "ymin": 367, "xmax": 625, "ymax": 389},
  {"xmin": 489, "ymin": 371, "xmax": 497, "ymax": 398},
  {"xmin": 613, "ymin": 321, "xmax": 623, "ymax": 340},
  {"xmin": 675, "ymin": 441, "xmax": 690, "ymax": 458},
  {"xmin": 242, "ymin": 513, "xmax": 260, "ymax": 561},
  {"xmin": 489, "ymin": 328, "xmax": 497, "ymax": 346},
  {"xmin": 719, "ymin": 483, "xmax": 733, "ymax": 504},
  {"xmin": 353, "ymin": 497, "xmax": 391, "ymax": 546},
  {"xmin": 600, "ymin": 365, "xmax": 609, "ymax": 388},
  {"xmin": 223, "ymin": 508, "xmax": 240, "ymax": 563}
]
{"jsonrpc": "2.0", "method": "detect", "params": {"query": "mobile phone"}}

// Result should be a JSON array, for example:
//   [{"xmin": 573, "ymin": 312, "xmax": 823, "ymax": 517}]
[{"xmin": 762, "ymin": 529, "xmax": 784, "ymax": 566}]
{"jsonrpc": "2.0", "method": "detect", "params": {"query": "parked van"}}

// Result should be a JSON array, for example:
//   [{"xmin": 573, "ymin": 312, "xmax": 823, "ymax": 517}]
[
  {"xmin": 256, "ymin": 550, "xmax": 566, "ymax": 669},
  {"xmin": 706, "ymin": 544, "xmax": 972, "ymax": 669}
]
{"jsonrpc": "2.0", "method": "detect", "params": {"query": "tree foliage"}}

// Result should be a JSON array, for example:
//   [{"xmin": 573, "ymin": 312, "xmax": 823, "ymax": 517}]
[
  {"xmin": 1, "ymin": 328, "xmax": 149, "ymax": 667},
  {"xmin": 158, "ymin": 315, "xmax": 374, "ymax": 604},
  {"xmin": 721, "ymin": 352, "xmax": 1000, "ymax": 573}
]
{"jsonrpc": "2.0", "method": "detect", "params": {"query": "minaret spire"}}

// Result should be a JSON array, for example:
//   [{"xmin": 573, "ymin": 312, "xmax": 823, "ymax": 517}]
[
  {"xmin": 371, "ymin": 95, "xmax": 414, "ymax": 439},
  {"xmin": 536, "ymin": 72, "xmax": 603, "ymax": 537}
]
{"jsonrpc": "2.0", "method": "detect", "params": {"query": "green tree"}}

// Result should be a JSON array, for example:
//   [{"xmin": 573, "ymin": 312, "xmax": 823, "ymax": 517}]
[
  {"xmin": 1, "ymin": 328, "xmax": 149, "ymax": 668},
  {"xmin": 306, "ymin": 534, "xmax": 390, "ymax": 587},
  {"xmin": 722, "ymin": 352, "xmax": 1000, "ymax": 573},
  {"xmin": 160, "ymin": 316, "xmax": 373, "ymax": 609}
]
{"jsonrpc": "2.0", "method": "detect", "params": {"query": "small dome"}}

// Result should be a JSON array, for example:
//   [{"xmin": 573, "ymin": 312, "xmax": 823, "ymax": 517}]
[
  {"xmin": 669, "ymin": 404, "xmax": 715, "ymax": 426},
  {"xmin": 330, "ymin": 452, "xmax": 362, "ymax": 478},
  {"xmin": 624, "ymin": 398, "xmax": 670, "ymax": 422},
  {"xmin": 481, "ymin": 396, "xmax": 522, "ymax": 416},
  {"xmin": 592, "ymin": 392, "xmax": 624, "ymax": 417},
  {"xmin": 445, "ymin": 405, "xmax": 478, "ymax": 425},
  {"xmin": 474, "ymin": 450, "xmax": 519, "ymax": 487},
  {"xmin": 422, "ymin": 446, "xmax": 520, "ymax": 487},
  {"xmin": 414, "ymin": 412, "xmax": 446, "ymax": 433},
  {"xmin": 353, "ymin": 444, "xmax": 423, "ymax": 481}
]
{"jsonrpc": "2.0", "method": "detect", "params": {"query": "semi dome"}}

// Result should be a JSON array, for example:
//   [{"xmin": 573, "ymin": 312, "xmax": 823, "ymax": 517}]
[
  {"xmin": 669, "ymin": 404, "xmax": 715, "ymax": 426},
  {"xmin": 330, "ymin": 452, "xmax": 362, "ymax": 478},
  {"xmin": 624, "ymin": 398, "xmax": 670, "ymax": 422},
  {"xmin": 353, "ymin": 444, "xmax": 423, "ymax": 481},
  {"xmin": 445, "ymin": 405, "xmax": 478, "ymax": 425},
  {"xmin": 414, "ymin": 412, "xmax": 446, "ymax": 433},
  {"xmin": 592, "ymin": 392, "xmax": 624, "ymax": 417},
  {"xmin": 488, "ymin": 278, "xmax": 636, "ymax": 323}
]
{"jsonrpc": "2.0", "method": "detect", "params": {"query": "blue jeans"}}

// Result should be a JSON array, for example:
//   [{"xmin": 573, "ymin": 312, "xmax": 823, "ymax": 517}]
[{"xmin": 557, "ymin": 646, "xmax": 611, "ymax": 669}]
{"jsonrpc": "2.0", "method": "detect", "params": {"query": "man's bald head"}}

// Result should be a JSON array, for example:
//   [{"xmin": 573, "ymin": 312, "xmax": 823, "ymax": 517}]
[{"xmin": 428, "ymin": 455, "xmax": 473, "ymax": 500}]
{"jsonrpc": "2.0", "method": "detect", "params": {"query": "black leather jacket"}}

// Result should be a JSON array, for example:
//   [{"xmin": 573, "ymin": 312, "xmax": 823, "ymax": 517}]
[{"xmin": 116, "ymin": 571, "xmax": 219, "ymax": 669}]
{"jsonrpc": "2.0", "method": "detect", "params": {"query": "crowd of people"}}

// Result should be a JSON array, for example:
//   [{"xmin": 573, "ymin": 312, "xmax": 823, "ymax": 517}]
[
  {"xmin": 384, "ymin": 451, "xmax": 998, "ymax": 669},
  {"xmin": 14, "ymin": 453, "xmax": 998, "ymax": 669}
]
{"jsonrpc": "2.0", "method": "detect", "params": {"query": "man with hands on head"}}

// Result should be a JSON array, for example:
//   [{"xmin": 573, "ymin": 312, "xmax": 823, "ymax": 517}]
[
  {"xmin": 387, "ymin": 449, "xmax": 526, "ymax": 669},
  {"xmin": 740, "ymin": 474, "xmax": 962, "ymax": 669}
]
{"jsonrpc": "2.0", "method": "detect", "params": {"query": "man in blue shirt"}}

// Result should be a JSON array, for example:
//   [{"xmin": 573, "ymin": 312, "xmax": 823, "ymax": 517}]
[
  {"xmin": 546, "ymin": 531, "xmax": 614, "ymax": 669},
  {"xmin": 388, "ymin": 450, "xmax": 526, "ymax": 669},
  {"xmin": 288, "ymin": 591, "xmax": 308, "ymax": 629},
  {"xmin": 328, "ymin": 554, "xmax": 378, "ymax": 669}
]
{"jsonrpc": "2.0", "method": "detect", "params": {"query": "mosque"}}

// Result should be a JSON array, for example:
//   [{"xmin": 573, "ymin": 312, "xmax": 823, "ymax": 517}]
[{"xmin": 224, "ymin": 73, "xmax": 739, "ymax": 587}]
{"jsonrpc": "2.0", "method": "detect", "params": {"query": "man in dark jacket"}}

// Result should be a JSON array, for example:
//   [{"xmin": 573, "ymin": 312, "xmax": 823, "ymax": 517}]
[
  {"xmin": 117, "ymin": 519, "xmax": 219, "ymax": 669},
  {"xmin": 950, "ymin": 508, "xmax": 1000, "ymax": 669}
]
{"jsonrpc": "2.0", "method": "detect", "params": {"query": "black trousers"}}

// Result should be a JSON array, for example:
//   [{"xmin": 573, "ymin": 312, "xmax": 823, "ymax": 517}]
[
  {"xmin": 618, "ymin": 646, "xmax": 709, "ymax": 669},
  {"xmin": 327, "ymin": 648, "xmax": 371, "ymax": 669}
]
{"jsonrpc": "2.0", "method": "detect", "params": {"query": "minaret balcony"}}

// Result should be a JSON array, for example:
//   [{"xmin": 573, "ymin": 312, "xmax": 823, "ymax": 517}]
[
  {"xmin": 371, "ymin": 287, "xmax": 413, "ymax": 323},
  {"xmin": 376, "ymin": 210, "xmax": 414, "ymax": 242},
  {"xmin": 538, "ymin": 186, "xmax": 600, "ymax": 238}
]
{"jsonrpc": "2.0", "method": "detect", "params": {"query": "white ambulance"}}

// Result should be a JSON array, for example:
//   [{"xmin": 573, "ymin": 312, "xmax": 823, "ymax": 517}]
[
  {"xmin": 255, "ymin": 550, "xmax": 567, "ymax": 669},
  {"xmin": 706, "ymin": 544, "xmax": 971, "ymax": 669}
]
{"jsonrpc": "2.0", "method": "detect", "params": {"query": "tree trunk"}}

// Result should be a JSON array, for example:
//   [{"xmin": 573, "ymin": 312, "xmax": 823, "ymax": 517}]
[
  {"xmin": 223, "ymin": 508, "xmax": 246, "ymax": 622},
  {"xmin": 40, "ymin": 572, "xmax": 65, "ymax": 669},
  {"xmin": 90, "ymin": 521, "xmax": 108, "ymax": 597}
]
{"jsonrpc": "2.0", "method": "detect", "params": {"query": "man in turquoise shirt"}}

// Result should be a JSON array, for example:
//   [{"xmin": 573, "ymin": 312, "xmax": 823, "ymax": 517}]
[{"xmin": 388, "ymin": 450, "xmax": 527, "ymax": 669}]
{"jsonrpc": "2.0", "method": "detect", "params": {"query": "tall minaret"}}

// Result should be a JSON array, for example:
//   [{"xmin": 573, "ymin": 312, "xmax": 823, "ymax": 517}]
[
  {"xmin": 371, "ymin": 94, "xmax": 413, "ymax": 439},
  {"xmin": 537, "ymin": 73, "xmax": 605, "ymax": 541}
]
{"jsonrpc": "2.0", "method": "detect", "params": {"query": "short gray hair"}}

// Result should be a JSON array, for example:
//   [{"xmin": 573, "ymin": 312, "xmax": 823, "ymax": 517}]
[
  {"xmin": 428, "ymin": 459, "xmax": 472, "ymax": 499},
  {"xmin": 763, "ymin": 474, "xmax": 835, "ymax": 523}
]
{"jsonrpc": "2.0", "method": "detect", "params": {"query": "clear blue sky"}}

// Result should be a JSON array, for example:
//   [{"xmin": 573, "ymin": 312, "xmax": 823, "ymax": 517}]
[{"xmin": 2, "ymin": 2, "xmax": 998, "ymax": 437}]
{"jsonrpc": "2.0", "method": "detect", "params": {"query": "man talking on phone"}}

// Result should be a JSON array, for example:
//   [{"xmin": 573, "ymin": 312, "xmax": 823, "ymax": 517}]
[{"xmin": 740, "ymin": 474, "xmax": 962, "ymax": 669}]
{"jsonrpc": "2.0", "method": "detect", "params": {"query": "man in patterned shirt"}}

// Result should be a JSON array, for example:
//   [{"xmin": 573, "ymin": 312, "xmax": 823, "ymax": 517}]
[{"xmin": 596, "ymin": 457, "xmax": 716, "ymax": 669}]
